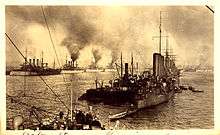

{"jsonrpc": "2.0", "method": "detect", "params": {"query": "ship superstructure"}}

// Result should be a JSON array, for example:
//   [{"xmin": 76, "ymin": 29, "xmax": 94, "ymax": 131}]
[
  {"xmin": 79, "ymin": 11, "xmax": 180, "ymax": 114},
  {"xmin": 10, "ymin": 52, "xmax": 61, "ymax": 76},
  {"xmin": 61, "ymin": 57, "xmax": 85, "ymax": 73}
]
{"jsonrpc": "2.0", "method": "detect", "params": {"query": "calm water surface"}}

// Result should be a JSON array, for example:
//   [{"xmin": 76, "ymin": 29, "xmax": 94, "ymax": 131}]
[{"xmin": 6, "ymin": 71, "xmax": 214, "ymax": 129}]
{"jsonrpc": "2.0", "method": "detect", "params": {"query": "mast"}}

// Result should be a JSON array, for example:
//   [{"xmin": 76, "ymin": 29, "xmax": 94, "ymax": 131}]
[
  {"xmin": 165, "ymin": 36, "xmax": 170, "ymax": 69},
  {"xmin": 65, "ymin": 54, "xmax": 67, "ymax": 65},
  {"xmin": 131, "ymin": 52, "xmax": 134, "ymax": 76},
  {"xmin": 70, "ymin": 84, "xmax": 73, "ymax": 121},
  {"xmin": 53, "ymin": 58, "xmax": 55, "ymax": 69},
  {"xmin": 120, "ymin": 52, "xmax": 123, "ymax": 78},
  {"xmin": 25, "ymin": 47, "xmax": 27, "ymax": 65},
  {"xmin": 24, "ymin": 47, "xmax": 27, "ymax": 96},
  {"xmin": 159, "ymin": 11, "xmax": 162, "ymax": 54},
  {"xmin": 166, "ymin": 36, "xmax": 169, "ymax": 58},
  {"xmin": 136, "ymin": 62, "xmax": 139, "ymax": 75},
  {"xmin": 41, "ymin": 51, "xmax": 44, "ymax": 68}
]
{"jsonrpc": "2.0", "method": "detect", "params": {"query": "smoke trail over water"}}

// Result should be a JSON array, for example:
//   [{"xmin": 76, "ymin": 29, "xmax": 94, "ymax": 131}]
[{"xmin": 6, "ymin": 6, "xmax": 213, "ymax": 68}]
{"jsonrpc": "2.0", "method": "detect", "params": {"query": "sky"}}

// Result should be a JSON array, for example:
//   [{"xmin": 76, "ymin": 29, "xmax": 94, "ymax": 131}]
[{"xmin": 5, "ymin": 6, "xmax": 213, "ymax": 69}]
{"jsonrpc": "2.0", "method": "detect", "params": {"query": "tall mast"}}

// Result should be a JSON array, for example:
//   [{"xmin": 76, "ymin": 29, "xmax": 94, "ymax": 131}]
[
  {"xmin": 53, "ymin": 58, "xmax": 55, "ymax": 69},
  {"xmin": 136, "ymin": 62, "xmax": 139, "ymax": 75},
  {"xmin": 159, "ymin": 11, "xmax": 162, "ymax": 54},
  {"xmin": 25, "ymin": 47, "xmax": 27, "ymax": 64},
  {"xmin": 24, "ymin": 47, "xmax": 27, "ymax": 96},
  {"xmin": 41, "ymin": 51, "xmax": 44, "ymax": 68},
  {"xmin": 131, "ymin": 52, "xmax": 134, "ymax": 76},
  {"xmin": 70, "ymin": 84, "xmax": 73, "ymax": 121},
  {"xmin": 166, "ymin": 36, "xmax": 169, "ymax": 58},
  {"xmin": 65, "ymin": 54, "xmax": 67, "ymax": 65},
  {"xmin": 121, "ymin": 52, "xmax": 123, "ymax": 78}
]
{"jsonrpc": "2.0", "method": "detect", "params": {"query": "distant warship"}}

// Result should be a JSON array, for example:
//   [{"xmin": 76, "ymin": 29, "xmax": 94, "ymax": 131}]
[
  {"xmin": 10, "ymin": 54, "xmax": 61, "ymax": 76},
  {"xmin": 61, "ymin": 58, "xmax": 85, "ymax": 73}
]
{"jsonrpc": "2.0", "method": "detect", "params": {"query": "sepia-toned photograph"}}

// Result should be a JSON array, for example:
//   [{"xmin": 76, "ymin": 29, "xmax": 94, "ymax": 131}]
[{"xmin": 4, "ymin": 5, "xmax": 214, "ymax": 132}]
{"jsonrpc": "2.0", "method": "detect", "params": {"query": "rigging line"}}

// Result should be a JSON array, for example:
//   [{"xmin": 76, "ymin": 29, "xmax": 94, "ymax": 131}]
[
  {"xmin": 7, "ymin": 94, "xmax": 57, "ymax": 116},
  {"xmin": 40, "ymin": 6, "xmax": 71, "ymax": 107},
  {"xmin": 66, "ymin": 8, "xmax": 81, "ymax": 109},
  {"xmin": 40, "ymin": 6, "xmax": 61, "ymax": 68},
  {"xmin": 5, "ymin": 33, "xmax": 70, "ymax": 111},
  {"xmin": 5, "ymin": 33, "xmax": 26, "ymax": 59}
]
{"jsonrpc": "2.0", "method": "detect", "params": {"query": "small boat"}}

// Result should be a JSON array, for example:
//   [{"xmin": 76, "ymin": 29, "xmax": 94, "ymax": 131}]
[
  {"xmin": 191, "ymin": 88, "xmax": 204, "ymax": 92},
  {"xmin": 109, "ymin": 109, "xmax": 137, "ymax": 121},
  {"xmin": 188, "ymin": 86, "xmax": 204, "ymax": 92}
]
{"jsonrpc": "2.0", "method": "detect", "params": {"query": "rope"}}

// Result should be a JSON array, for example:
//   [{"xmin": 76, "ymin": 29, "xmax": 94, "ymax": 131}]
[
  {"xmin": 7, "ymin": 94, "xmax": 57, "ymax": 115},
  {"xmin": 40, "ymin": 6, "xmax": 61, "ymax": 67},
  {"xmin": 5, "ymin": 33, "xmax": 70, "ymax": 111},
  {"xmin": 40, "ymin": 6, "xmax": 72, "ymax": 109}
]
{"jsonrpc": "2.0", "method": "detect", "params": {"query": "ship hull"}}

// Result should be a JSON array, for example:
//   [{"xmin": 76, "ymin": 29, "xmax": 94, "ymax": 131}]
[
  {"xmin": 85, "ymin": 69, "xmax": 104, "ymax": 72},
  {"xmin": 10, "ymin": 70, "xmax": 61, "ymax": 76},
  {"xmin": 79, "ymin": 87, "xmax": 175, "ymax": 108},
  {"xmin": 10, "ymin": 71, "xmax": 38, "ymax": 76},
  {"xmin": 79, "ymin": 88, "xmax": 135, "ymax": 105},
  {"xmin": 61, "ymin": 70, "xmax": 85, "ymax": 74},
  {"xmin": 103, "ymin": 69, "xmax": 117, "ymax": 72},
  {"xmin": 135, "ymin": 90, "xmax": 175, "ymax": 109}
]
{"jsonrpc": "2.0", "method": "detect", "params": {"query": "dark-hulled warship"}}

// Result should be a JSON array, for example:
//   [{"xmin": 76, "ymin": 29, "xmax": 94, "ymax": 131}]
[
  {"xmin": 79, "ymin": 12, "xmax": 180, "ymax": 119},
  {"xmin": 10, "ymin": 54, "xmax": 61, "ymax": 76}
]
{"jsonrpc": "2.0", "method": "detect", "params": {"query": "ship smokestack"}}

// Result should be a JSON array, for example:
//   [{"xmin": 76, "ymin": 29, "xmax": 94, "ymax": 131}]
[
  {"xmin": 153, "ymin": 53, "xmax": 161, "ymax": 76},
  {"xmin": 24, "ymin": 57, "xmax": 27, "ymax": 64},
  {"xmin": 29, "ymin": 59, "xmax": 32, "ymax": 65},
  {"xmin": 37, "ymin": 59, "xmax": 39, "ymax": 66},
  {"xmin": 125, "ymin": 63, "xmax": 128, "ymax": 76},
  {"xmin": 33, "ymin": 59, "xmax": 35, "ymax": 66},
  {"xmin": 153, "ymin": 53, "xmax": 166, "ymax": 77}
]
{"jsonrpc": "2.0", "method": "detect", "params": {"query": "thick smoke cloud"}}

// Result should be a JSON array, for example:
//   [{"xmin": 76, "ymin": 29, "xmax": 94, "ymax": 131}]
[
  {"xmin": 43, "ymin": 7, "xmax": 97, "ymax": 62},
  {"xmin": 6, "ymin": 6, "xmax": 213, "ymax": 69}
]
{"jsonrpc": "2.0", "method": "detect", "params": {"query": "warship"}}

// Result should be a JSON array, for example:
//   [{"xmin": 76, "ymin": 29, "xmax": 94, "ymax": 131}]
[
  {"xmin": 6, "ymin": 6, "xmax": 105, "ymax": 130},
  {"xmin": 6, "ymin": 33, "xmax": 105, "ymax": 130},
  {"xmin": 61, "ymin": 58, "xmax": 85, "ymax": 74},
  {"xmin": 79, "ymin": 12, "xmax": 180, "ymax": 119},
  {"xmin": 10, "ymin": 53, "xmax": 61, "ymax": 76},
  {"xmin": 85, "ymin": 61, "xmax": 105, "ymax": 72},
  {"xmin": 79, "ymin": 52, "xmax": 180, "ymax": 107}
]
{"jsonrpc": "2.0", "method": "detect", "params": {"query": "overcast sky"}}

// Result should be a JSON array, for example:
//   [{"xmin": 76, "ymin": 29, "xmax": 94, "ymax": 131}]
[{"xmin": 6, "ymin": 6, "xmax": 213, "ymax": 69}]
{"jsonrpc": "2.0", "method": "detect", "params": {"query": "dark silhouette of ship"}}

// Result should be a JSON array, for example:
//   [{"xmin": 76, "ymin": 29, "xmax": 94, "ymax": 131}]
[
  {"xmin": 61, "ymin": 58, "xmax": 85, "ymax": 73},
  {"xmin": 10, "ymin": 53, "xmax": 61, "ymax": 76},
  {"xmin": 79, "ymin": 12, "xmax": 180, "ymax": 119},
  {"xmin": 79, "ymin": 52, "xmax": 180, "ymax": 107}
]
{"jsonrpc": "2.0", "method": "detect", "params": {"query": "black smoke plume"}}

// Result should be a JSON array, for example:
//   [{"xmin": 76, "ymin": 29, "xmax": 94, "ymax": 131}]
[{"xmin": 45, "ymin": 7, "xmax": 97, "ymax": 62}]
